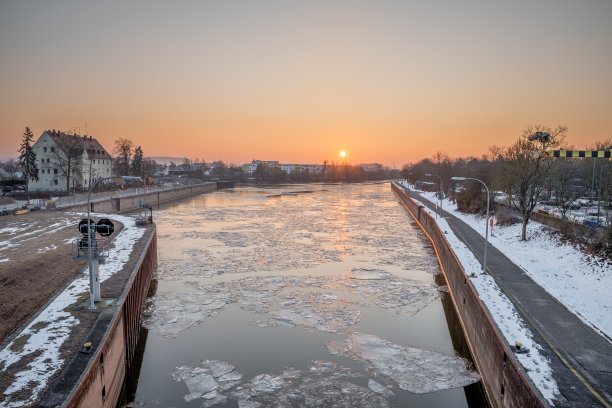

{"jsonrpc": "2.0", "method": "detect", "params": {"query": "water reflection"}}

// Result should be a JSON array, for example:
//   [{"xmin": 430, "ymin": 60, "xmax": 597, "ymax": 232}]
[{"xmin": 125, "ymin": 183, "xmax": 485, "ymax": 407}]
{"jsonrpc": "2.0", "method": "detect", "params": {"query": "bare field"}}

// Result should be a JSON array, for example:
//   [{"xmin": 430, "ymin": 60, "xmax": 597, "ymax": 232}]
[{"xmin": 0, "ymin": 211, "xmax": 121, "ymax": 343}]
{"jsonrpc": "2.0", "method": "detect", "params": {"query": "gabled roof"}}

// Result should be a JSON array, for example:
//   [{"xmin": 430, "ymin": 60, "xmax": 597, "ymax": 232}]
[{"xmin": 43, "ymin": 130, "xmax": 111, "ymax": 159}]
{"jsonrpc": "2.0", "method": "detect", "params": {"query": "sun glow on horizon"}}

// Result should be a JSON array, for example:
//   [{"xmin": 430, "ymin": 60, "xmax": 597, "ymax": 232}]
[{"xmin": 339, "ymin": 151, "xmax": 347, "ymax": 158}]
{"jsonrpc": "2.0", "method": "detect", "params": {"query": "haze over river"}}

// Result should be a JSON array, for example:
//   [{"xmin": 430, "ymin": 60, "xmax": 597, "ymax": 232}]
[{"xmin": 128, "ymin": 182, "xmax": 483, "ymax": 407}]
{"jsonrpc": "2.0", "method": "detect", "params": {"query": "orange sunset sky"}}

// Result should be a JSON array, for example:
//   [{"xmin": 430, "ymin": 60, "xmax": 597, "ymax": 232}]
[{"xmin": 1, "ymin": 1, "xmax": 611, "ymax": 166}]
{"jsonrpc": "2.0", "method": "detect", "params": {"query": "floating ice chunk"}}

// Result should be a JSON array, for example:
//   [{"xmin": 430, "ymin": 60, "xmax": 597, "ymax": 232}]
[
  {"xmin": 271, "ymin": 306, "xmax": 360, "ymax": 333},
  {"xmin": 238, "ymin": 400, "xmax": 262, "ymax": 408},
  {"xmin": 249, "ymin": 374, "xmax": 285, "ymax": 393},
  {"xmin": 368, "ymin": 379, "xmax": 395, "ymax": 397},
  {"xmin": 348, "ymin": 268, "xmax": 391, "ymax": 280},
  {"xmin": 172, "ymin": 360, "xmax": 242, "ymax": 402},
  {"xmin": 229, "ymin": 361, "xmax": 388, "ymax": 408},
  {"xmin": 219, "ymin": 371, "xmax": 243, "ymax": 383},
  {"xmin": 308, "ymin": 360, "xmax": 336, "ymax": 374},
  {"xmin": 144, "ymin": 293, "xmax": 229, "ymax": 337},
  {"xmin": 281, "ymin": 367, "xmax": 302, "ymax": 379},
  {"xmin": 209, "ymin": 360, "xmax": 238, "ymax": 378},
  {"xmin": 172, "ymin": 367, "xmax": 218, "ymax": 401},
  {"xmin": 328, "ymin": 332, "xmax": 480, "ymax": 394},
  {"xmin": 201, "ymin": 390, "xmax": 227, "ymax": 407}
]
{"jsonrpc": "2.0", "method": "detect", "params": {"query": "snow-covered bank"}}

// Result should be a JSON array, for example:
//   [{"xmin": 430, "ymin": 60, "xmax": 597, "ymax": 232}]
[
  {"xmin": 0, "ymin": 214, "xmax": 145, "ymax": 408},
  {"xmin": 397, "ymin": 184, "xmax": 559, "ymax": 404},
  {"xmin": 416, "ymin": 188, "xmax": 612, "ymax": 341}
]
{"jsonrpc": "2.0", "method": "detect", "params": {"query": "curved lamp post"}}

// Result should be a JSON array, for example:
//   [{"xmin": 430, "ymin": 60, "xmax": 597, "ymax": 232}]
[
  {"xmin": 425, "ymin": 173, "xmax": 443, "ymax": 218},
  {"xmin": 87, "ymin": 175, "xmax": 142, "ymax": 309},
  {"xmin": 451, "ymin": 176, "xmax": 490, "ymax": 273}
]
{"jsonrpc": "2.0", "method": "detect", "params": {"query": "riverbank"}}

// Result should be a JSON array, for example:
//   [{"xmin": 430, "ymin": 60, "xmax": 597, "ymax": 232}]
[
  {"xmin": 393, "ymin": 181, "xmax": 612, "ymax": 407},
  {"xmin": 0, "ymin": 212, "xmax": 154, "ymax": 407},
  {"xmin": 0, "ymin": 182, "xmax": 222, "ymax": 407}
]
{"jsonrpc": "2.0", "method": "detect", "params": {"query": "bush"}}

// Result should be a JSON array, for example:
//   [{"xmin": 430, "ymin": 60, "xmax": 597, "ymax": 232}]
[
  {"xmin": 495, "ymin": 205, "xmax": 521, "ymax": 226},
  {"xmin": 456, "ymin": 184, "xmax": 489, "ymax": 215}
]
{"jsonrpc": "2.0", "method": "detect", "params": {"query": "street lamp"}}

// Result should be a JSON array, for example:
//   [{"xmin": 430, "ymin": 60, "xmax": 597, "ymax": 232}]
[
  {"xmin": 527, "ymin": 131, "xmax": 550, "ymax": 143},
  {"xmin": 425, "ymin": 173, "xmax": 443, "ymax": 218},
  {"xmin": 86, "ymin": 175, "xmax": 142, "ymax": 309},
  {"xmin": 451, "ymin": 176, "xmax": 490, "ymax": 273}
]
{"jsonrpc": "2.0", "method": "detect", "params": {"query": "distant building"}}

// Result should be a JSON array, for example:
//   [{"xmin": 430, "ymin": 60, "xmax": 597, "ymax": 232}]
[
  {"xmin": 357, "ymin": 163, "xmax": 385, "ymax": 173},
  {"xmin": 242, "ymin": 160, "xmax": 323, "ymax": 175},
  {"xmin": 28, "ymin": 130, "xmax": 113, "ymax": 192},
  {"xmin": 242, "ymin": 160, "xmax": 281, "ymax": 175}
]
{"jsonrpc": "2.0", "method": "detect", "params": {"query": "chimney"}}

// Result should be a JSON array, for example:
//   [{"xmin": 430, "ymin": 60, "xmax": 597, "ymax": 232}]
[{"xmin": 89, "ymin": 135, "xmax": 92, "ymax": 140}]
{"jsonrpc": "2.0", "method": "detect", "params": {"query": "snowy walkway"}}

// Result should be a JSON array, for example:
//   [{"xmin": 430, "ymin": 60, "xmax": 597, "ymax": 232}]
[{"xmin": 395, "ymin": 183, "xmax": 612, "ymax": 407}]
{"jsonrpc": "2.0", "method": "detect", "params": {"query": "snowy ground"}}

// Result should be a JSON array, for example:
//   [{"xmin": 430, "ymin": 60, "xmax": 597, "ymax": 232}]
[
  {"xmin": 397, "ymin": 183, "xmax": 561, "ymax": 404},
  {"xmin": 0, "ymin": 214, "xmax": 145, "ymax": 408},
  {"xmin": 414, "ymin": 187, "xmax": 612, "ymax": 341}
]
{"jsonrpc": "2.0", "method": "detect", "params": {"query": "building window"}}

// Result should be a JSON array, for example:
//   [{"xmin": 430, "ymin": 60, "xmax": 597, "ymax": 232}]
[
  {"xmin": 54, "ymin": 169, "xmax": 58, "ymax": 174},
  {"xmin": 51, "ymin": 147, "xmax": 55, "ymax": 153},
  {"xmin": 44, "ymin": 147, "xmax": 47, "ymax": 153},
  {"xmin": 54, "ymin": 180, "xmax": 58, "ymax": 185}
]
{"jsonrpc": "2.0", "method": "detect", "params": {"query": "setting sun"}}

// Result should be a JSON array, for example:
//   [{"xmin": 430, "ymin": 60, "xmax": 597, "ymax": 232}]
[{"xmin": 339, "ymin": 151, "xmax": 347, "ymax": 158}]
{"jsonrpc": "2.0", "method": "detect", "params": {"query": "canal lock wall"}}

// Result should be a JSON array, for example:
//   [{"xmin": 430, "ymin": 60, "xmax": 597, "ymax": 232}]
[
  {"xmin": 70, "ymin": 182, "xmax": 218, "ymax": 214},
  {"xmin": 391, "ymin": 182, "xmax": 547, "ymax": 408},
  {"xmin": 40, "ymin": 228, "xmax": 157, "ymax": 408}
]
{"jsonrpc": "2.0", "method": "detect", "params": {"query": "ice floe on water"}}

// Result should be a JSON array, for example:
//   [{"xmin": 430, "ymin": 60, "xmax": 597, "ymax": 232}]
[
  {"xmin": 327, "ymin": 333, "xmax": 480, "ymax": 394},
  {"xmin": 368, "ymin": 379, "xmax": 395, "ymax": 397},
  {"xmin": 143, "ymin": 292, "xmax": 230, "ymax": 337},
  {"xmin": 136, "ymin": 185, "xmax": 481, "ymax": 406},
  {"xmin": 172, "ymin": 360, "xmax": 242, "ymax": 405},
  {"xmin": 172, "ymin": 359, "xmax": 391, "ymax": 407},
  {"xmin": 144, "ymin": 272, "xmax": 439, "ymax": 337},
  {"xmin": 347, "ymin": 268, "xmax": 391, "ymax": 280}
]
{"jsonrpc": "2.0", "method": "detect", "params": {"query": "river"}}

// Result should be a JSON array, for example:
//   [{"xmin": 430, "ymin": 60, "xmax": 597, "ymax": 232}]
[{"xmin": 125, "ymin": 182, "xmax": 485, "ymax": 407}]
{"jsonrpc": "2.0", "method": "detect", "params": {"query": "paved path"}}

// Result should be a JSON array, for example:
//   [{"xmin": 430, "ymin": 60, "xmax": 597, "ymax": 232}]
[{"xmin": 397, "ymin": 184, "xmax": 612, "ymax": 408}]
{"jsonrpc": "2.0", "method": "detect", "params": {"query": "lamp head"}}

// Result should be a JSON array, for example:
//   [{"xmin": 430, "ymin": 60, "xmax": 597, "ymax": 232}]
[
  {"xmin": 451, "ymin": 177, "xmax": 466, "ymax": 181},
  {"xmin": 528, "ymin": 131, "xmax": 550, "ymax": 142}
]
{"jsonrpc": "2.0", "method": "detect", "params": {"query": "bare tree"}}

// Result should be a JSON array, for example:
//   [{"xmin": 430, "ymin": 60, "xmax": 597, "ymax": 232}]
[
  {"xmin": 49, "ymin": 135, "xmax": 84, "ymax": 193},
  {"xmin": 113, "ymin": 138, "xmax": 133, "ymax": 176},
  {"xmin": 503, "ymin": 125, "xmax": 567, "ymax": 240},
  {"xmin": 549, "ymin": 159, "xmax": 581, "ymax": 219},
  {"xmin": 2, "ymin": 159, "xmax": 19, "ymax": 180}
]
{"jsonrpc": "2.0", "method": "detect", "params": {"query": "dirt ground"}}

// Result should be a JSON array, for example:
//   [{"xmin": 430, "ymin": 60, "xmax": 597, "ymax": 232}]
[{"xmin": 0, "ymin": 210, "xmax": 122, "ymax": 343}]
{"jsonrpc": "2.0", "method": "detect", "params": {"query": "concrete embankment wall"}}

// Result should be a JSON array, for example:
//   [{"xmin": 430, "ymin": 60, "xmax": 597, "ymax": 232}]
[
  {"xmin": 392, "ymin": 183, "xmax": 547, "ymax": 408},
  {"xmin": 75, "ymin": 182, "xmax": 218, "ymax": 214},
  {"xmin": 65, "ymin": 230, "xmax": 157, "ymax": 408}
]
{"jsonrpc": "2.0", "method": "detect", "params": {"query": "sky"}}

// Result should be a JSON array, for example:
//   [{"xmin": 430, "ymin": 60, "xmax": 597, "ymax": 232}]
[{"xmin": 1, "ymin": 0, "xmax": 611, "ymax": 166}]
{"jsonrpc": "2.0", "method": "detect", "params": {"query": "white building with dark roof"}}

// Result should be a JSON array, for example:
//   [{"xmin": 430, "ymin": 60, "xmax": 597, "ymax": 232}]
[{"xmin": 29, "ymin": 130, "xmax": 113, "ymax": 192}]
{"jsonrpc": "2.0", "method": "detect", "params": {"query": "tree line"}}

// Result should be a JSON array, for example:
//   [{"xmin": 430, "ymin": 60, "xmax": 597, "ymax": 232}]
[{"xmin": 401, "ymin": 125, "xmax": 611, "ymax": 252}]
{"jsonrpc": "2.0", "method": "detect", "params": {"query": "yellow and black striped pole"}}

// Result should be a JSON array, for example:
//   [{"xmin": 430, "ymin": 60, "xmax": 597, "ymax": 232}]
[{"xmin": 545, "ymin": 150, "xmax": 611, "ymax": 159}]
